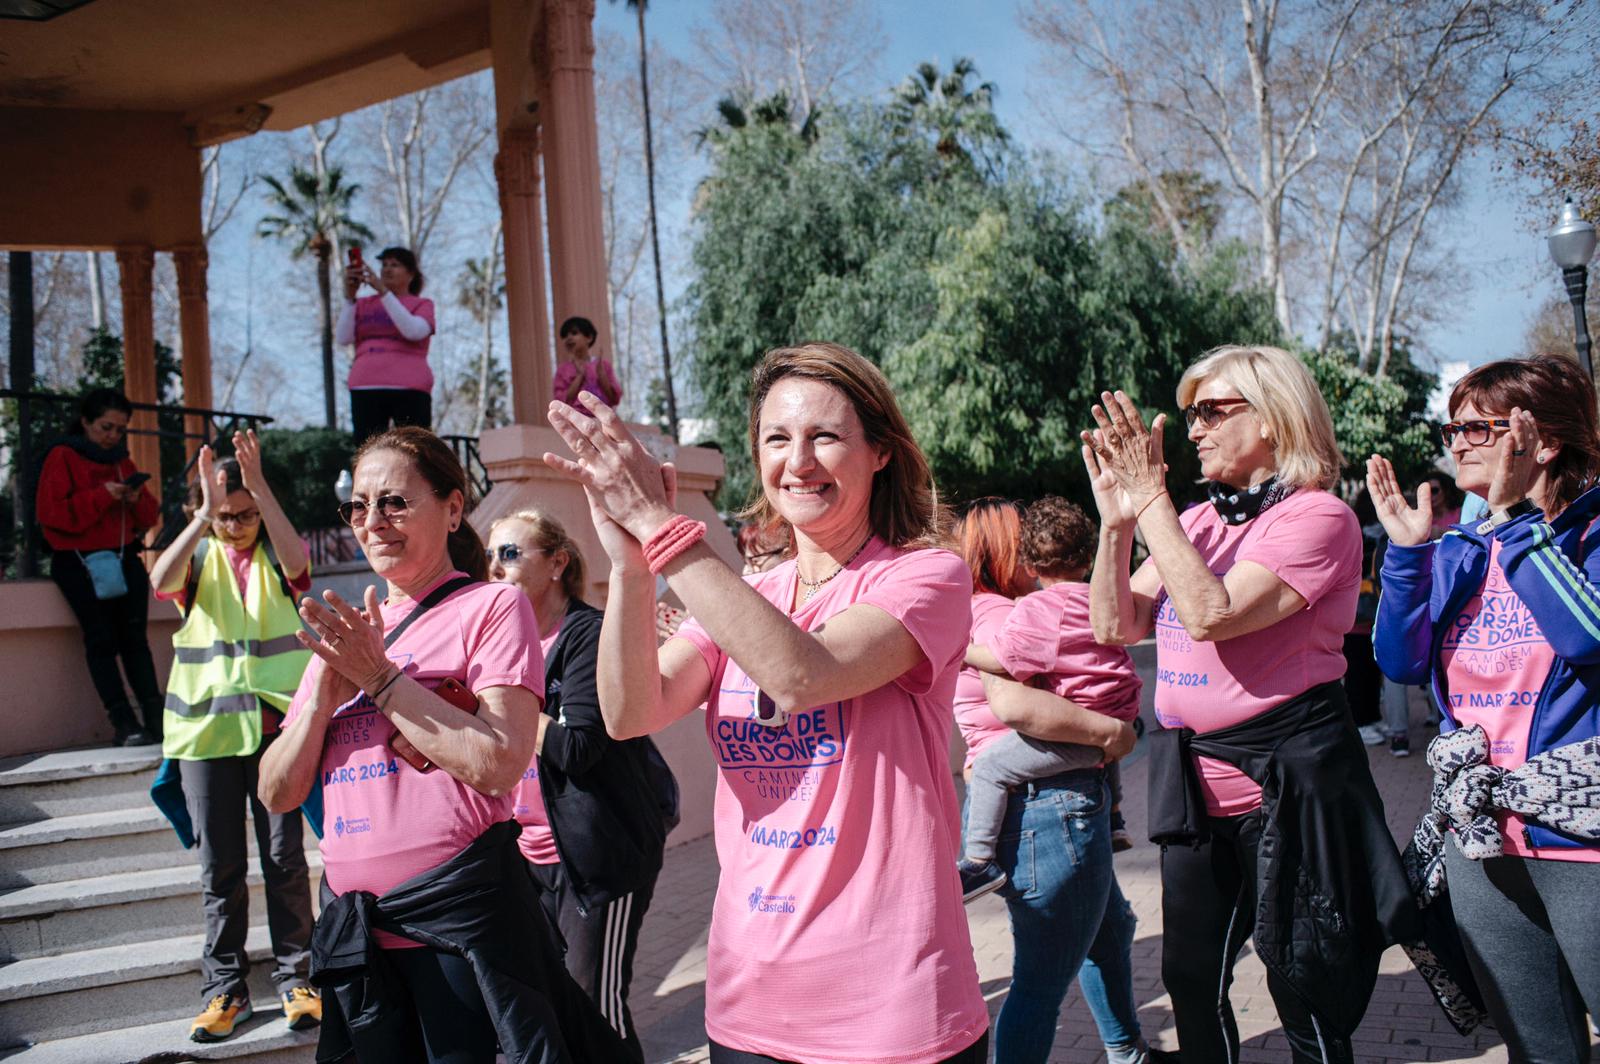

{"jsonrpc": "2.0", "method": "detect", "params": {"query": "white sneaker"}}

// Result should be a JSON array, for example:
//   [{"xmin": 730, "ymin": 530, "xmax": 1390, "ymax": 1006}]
[{"xmin": 1358, "ymin": 724, "xmax": 1386, "ymax": 746}]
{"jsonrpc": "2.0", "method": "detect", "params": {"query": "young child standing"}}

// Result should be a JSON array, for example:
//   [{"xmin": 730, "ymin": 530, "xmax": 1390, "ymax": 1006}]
[{"xmin": 960, "ymin": 497, "xmax": 1142, "ymax": 900}]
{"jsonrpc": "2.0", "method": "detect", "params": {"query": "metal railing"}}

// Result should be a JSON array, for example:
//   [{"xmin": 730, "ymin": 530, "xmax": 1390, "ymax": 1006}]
[
  {"xmin": 441, "ymin": 434, "xmax": 492, "ymax": 499},
  {"xmin": 1, "ymin": 389, "xmax": 273, "ymax": 577}
]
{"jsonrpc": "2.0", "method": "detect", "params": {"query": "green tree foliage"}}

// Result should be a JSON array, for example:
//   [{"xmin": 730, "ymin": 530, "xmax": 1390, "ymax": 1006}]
[
  {"xmin": 254, "ymin": 428, "xmax": 354, "ymax": 533},
  {"xmin": 686, "ymin": 89, "xmax": 1282, "ymax": 507},
  {"xmin": 1303, "ymin": 334, "xmax": 1438, "ymax": 486}
]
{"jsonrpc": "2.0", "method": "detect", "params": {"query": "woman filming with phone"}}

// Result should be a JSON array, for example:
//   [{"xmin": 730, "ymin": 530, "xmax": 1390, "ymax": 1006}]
[
  {"xmin": 337, "ymin": 245, "xmax": 435, "ymax": 444},
  {"xmin": 257, "ymin": 427, "xmax": 625, "ymax": 1063},
  {"xmin": 37, "ymin": 387, "xmax": 165, "ymax": 746}
]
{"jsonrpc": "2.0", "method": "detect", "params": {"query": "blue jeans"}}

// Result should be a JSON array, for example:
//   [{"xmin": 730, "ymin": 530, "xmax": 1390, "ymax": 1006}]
[{"xmin": 980, "ymin": 767, "xmax": 1143, "ymax": 1064}]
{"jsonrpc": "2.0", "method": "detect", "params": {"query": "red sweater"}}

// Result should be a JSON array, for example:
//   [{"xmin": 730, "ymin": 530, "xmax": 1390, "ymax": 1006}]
[{"xmin": 36, "ymin": 444, "xmax": 161, "ymax": 551}]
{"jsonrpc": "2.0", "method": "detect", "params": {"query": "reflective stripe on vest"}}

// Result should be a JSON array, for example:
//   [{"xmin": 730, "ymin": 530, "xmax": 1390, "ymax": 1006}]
[{"xmin": 163, "ymin": 539, "xmax": 311, "ymax": 760}]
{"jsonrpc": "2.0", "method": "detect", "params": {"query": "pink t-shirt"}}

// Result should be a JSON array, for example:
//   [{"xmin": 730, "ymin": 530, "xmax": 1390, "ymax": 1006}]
[
  {"xmin": 992, "ymin": 582, "xmax": 1142, "ymax": 722},
  {"xmin": 954, "ymin": 592, "xmax": 1016, "ymax": 768},
  {"xmin": 1146, "ymin": 489, "xmax": 1359, "ymax": 815},
  {"xmin": 1442, "ymin": 539, "xmax": 1600, "ymax": 862},
  {"xmin": 553, "ymin": 358, "xmax": 622, "ymax": 415},
  {"xmin": 512, "ymin": 618, "xmax": 565, "ymax": 866},
  {"xmin": 282, "ymin": 574, "xmax": 543, "ymax": 946},
  {"xmin": 348, "ymin": 293, "xmax": 435, "ymax": 392},
  {"xmin": 676, "ymin": 540, "xmax": 988, "ymax": 1063}
]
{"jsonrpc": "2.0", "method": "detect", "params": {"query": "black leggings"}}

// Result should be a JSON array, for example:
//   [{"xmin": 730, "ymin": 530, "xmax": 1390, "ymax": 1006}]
[
  {"xmin": 351, "ymin": 388, "xmax": 431, "ymax": 446},
  {"xmin": 709, "ymin": 1031, "xmax": 989, "ymax": 1064},
  {"xmin": 386, "ymin": 947, "xmax": 499, "ymax": 1064},
  {"xmin": 50, "ymin": 545, "xmax": 162, "ymax": 732},
  {"xmin": 1160, "ymin": 810, "xmax": 1352, "ymax": 1064}
]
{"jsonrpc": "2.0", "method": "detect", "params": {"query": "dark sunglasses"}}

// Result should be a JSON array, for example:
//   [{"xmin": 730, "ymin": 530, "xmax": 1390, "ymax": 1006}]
[
  {"xmin": 338, "ymin": 494, "xmax": 422, "ymax": 526},
  {"xmin": 1181, "ymin": 396, "xmax": 1252, "ymax": 429},
  {"xmin": 1439, "ymin": 419, "xmax": 1511, "ymax": 447},
  {"xmin": 486, "ymin": 544, "xmax": 547, "ymax": 566}
]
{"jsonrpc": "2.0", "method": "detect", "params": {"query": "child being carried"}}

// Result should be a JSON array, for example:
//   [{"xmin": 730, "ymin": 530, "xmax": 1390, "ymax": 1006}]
[{"xmin": 959, "ymin": 497, "xmax": 1142, "ymax": 902}]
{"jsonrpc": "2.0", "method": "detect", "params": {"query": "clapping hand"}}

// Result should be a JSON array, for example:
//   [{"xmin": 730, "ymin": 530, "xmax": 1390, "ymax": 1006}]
[
  {"xmin": 195, "ymin": 445, "xmax": 224, "ymax": 519},
  {"xmin": 1082, "ymin": 391, "xmax": 1168, "ymax": 524},
  {"xmin": 544, "ymin": 394, "xmax": 678, "ymax": 555},
  {"xmin": 232, "ymin": 430, "xmax": 266, "ymax": 497},
  {"xmin": 297, "ymin": 586, "xmax": 393, "ymax": 696},
  {"xmin": 1365, "ymin": 455, "xmax": 1434, "ymax": 547},
  {"xmin": 1487, "ymin": 408, "xmax": 1544, "ymax": 512}
]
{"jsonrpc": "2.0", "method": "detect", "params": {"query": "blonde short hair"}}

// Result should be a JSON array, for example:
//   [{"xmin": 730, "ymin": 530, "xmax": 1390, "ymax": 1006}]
[
  {"xmin": 1177, "ymin": 345, "xmax": 1343, "ymax": 491},
  {"xmin": 487, "ymin": 509, "xmax": 586, "ymax": 600}
]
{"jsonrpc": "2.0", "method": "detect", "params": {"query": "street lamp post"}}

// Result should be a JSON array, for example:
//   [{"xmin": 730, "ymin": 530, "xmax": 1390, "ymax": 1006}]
[{"xmin": 1546, "ymin": 196, "xmax": 1597, "ymax": 379}]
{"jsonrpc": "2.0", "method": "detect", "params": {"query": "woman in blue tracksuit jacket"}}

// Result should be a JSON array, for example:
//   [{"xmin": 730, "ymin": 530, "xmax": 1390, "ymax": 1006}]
[{"xmin": 1368, "ymin": 354, "xmax": 1600, "ymax": 1064}]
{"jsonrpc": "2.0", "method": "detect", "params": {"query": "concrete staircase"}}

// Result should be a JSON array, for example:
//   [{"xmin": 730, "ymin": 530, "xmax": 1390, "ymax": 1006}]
[{"xmin": 0, "ymin": 746, "xmax": 320, "ymax": 1063}]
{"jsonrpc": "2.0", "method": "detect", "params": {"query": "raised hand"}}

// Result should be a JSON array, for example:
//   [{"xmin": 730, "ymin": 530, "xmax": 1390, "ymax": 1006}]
[
  {"xmin": 297, "ymin": 586, "xmax": 392, "ymax": 695},
  {"xmin": 196, "ymin": 444, "xmax": 221, "ymax": 518},
  {"xmin": 1365, "ymin": 454, "xmax": 1434, "ymax": 547},
  {"xmin": 1086, "ymin": 391, "xmax": 1168, "ymax": 512},
  {"xmin": 1081, "ymin": 440, "xmax": 1138, "ymax": 530},
  {"xmin": 232, "ymin": 430, "xmax": 266, "ymax": 496},
  {"xmin": 543, "ymin": 393, "xmax": 675, "ymax": 543},
  {"xmin": 1487, "ymin": 407, "xmax": 1543, "ymax": 512},
  {"xmin": 342, "ymin": 265, "xmax": 361, "ymax": 301}
]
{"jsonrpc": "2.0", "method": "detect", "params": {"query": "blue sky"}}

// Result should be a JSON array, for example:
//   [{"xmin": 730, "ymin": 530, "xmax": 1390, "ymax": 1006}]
[
  {"xmin": 187, "ymin": 1, "xmax": 1567, "ymax": 428},
  {"xmin": 597, "ymin": 0, "xmax": 1564, "ymax": 376}
]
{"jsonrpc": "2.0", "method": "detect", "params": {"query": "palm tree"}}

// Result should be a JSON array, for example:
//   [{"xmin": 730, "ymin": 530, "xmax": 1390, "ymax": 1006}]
[
  {"xmin": 611, "ymin": 0, "xmax": 678, "ymax": 439},
  {"xmin": 258, "ymin": 165, "xmax": 373, "ymax": 429},
  {"xmin": 889, "ymin": 57, "xmax": 1007, "ymax": 175}
]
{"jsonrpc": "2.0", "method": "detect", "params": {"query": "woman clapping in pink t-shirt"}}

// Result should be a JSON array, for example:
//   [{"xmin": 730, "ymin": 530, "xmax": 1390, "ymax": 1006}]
[{"xmin": 543, "ymin": 343, "xmax": 989, "ymax": 1064}]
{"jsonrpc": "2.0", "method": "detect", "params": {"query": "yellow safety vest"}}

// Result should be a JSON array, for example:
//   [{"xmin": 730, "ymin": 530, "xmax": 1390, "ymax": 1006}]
[{"xmin": 162, "ymin": 538, "xmax": 311, "ymax": 760}]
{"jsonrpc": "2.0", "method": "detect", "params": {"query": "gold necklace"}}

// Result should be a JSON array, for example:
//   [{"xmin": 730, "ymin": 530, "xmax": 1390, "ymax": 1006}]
[{"xmin": 797, "ymin": 536, "xmax": 873, "ymax": 602}]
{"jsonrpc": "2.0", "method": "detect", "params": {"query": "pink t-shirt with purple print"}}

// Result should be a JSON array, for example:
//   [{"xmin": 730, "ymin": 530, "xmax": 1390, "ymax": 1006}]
[
  {"xmin": 283, "ymin": 574, "xmax": 543, "ymax": 946},
  {"xmin": 991, "ymin": 581, "xmax": 1141, "ymax": 723},
  {"xmin": 953, "ymin": 592, "xmax": 1016, "ymax": 768},
  {"xmin": 1442, "ymin": 538, "xmax": 1599, "ymax": 862},
  {"xmin": 675, "ymin": 540, "xmax": 988, "ymax": 1064},
  {"xmin": 1146, "ymin": 489, "xmax": 1359, "ymax": 815},
  {"xmin": 347, "ymin": 293, "xmax": 435, "ymax": 392},
  {"xmin": 512, "ymin": 618, "xmax": 565, "ymax": 866}
]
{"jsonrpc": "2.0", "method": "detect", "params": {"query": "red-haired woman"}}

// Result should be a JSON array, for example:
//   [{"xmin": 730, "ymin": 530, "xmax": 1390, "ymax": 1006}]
[{"xmin": 1370, "ymin": 354, "xmax": 1600, "ymax": 1063}]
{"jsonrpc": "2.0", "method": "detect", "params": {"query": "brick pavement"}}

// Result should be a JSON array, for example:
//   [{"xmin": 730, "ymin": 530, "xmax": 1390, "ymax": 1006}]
[{"xmin": 627, "ymin": 687, "xmax": 1589, "ymax": 1063}]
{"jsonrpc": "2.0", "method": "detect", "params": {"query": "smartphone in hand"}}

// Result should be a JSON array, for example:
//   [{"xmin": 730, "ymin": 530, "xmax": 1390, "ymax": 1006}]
[
  {"xmin": 347, "ymin": 245, "xmax": 362, "ymax": 268},
  {"xmin": 389, "ymin": 676, "xmax": 479, "ymax": 773},
  {"xmin": 122, "ymin": 472, "xmax": 151, "ymax": 489}
]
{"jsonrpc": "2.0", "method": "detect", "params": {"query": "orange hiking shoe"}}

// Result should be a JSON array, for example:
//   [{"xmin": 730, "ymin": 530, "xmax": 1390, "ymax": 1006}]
[
  {"xmin": 282, "ymin": 985, "xmax": 322, "ymax": 1031},
  {"xmin": 190, "ymin": 993, "xmax": 252, "ymax": 1042}
]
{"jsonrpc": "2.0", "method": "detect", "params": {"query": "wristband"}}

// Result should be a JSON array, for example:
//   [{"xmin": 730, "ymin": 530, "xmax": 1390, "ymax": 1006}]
[
  {"xmin": 643, "ymin": 514, "xmax": 707, "ymax": 574},
  {"xmin": 368, "ymin": 667, "xmax": 403, "ymax": 703},
  {"xmin": 1477, "ymin": 498, "xmax": 1537, "ymax": 535},
  {"xmin": 1134, "ymin": 491, "xmax": 1169, "ymax": 521}
]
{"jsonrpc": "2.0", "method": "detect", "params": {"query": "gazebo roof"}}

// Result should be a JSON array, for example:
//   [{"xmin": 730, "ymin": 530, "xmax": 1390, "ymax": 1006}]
[{"xmin": 0, "ymin": 0, "xmax": 493, "ymax": 144}]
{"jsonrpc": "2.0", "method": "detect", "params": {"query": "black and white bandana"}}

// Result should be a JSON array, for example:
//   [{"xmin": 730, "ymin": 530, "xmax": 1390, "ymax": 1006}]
[{"xmin": 1205, "ymin": 476, "xmax": 1295, "ymax": 525}]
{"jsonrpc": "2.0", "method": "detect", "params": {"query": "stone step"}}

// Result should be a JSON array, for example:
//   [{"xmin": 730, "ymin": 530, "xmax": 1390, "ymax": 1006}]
[
  {"xmin": 0, "ymin": 857, "xmax": 323, "ymax": 962},
  {"xmin": 0, "ymin": 1000, "xmax": 317, "ymax": 1063},
  {"xmin": 0, "ymin": 927, "xmax": 295, "ymax": 1046},
  {"xmin": 0, "ymin": 808, "xmax": 184, "ymax": 889},
  {"xmin": 0, "ymin": 748, "xmax": 162, "ymax": 827},
  {"xmin": 0, "ymin": 806, "xmax": 320, "ymax": 889}
]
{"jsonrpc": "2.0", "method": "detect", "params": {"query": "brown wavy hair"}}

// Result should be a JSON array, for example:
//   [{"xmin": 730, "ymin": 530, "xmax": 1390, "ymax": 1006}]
[
  {"xmin": 741, "ymin": 342, "xmax": 947, "ymax": 549},
  {"xmin": 955, "ymin": 498, "xmax": 1032, "ymax": 597},
  {"xmin": 1450, "ymin": 354, "xmax": 1600, "ymax": 517},
  {"xmin": 1020, "ymin": 496, "xmax": 1096, "ymax": 579},
  {"xmin": 354, "ymin": 426, "xmax": 488, "ymax": 581},
  {"xmin": 489, "ymin": 509, "xmax": 587, "ymax": 601}
]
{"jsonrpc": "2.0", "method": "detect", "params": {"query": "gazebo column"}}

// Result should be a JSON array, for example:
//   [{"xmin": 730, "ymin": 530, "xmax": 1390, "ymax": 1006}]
[
  {"xmin": 173, "ymin": 244, "xmax": 213, "ymax": 458},
  {"xmin": 115, "ymin": 245, "xmax": 161, "ymax": 502},
  {"xmin": 541, "ymin": 0, "xmax": 611, "ymax": 359},
  {"xmin": 495, "ymin": 126, "xmax": 554, "ymax": 425}
]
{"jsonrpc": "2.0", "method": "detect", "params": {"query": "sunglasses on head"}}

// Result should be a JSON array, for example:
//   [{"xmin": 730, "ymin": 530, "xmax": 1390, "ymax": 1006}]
[
  {"xmin": 1439, "ymin": 419, "xmax": 1512, "ymax": 447},
  {"xmin": 485, "ymin": 543, "xmax": 547, "ymax": 566},
  {"xmin": 337, "ymin": 494, "xmax": 424, "ymax": 526},
  {"xmin": 1181, "ymin": 396, "xmax": 1252, "ymax": 429}
]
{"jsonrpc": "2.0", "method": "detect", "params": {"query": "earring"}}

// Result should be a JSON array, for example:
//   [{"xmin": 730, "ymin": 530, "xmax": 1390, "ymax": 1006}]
[{"xmin": 1537, "ymin": 454, "xmax": 1549, "ymax": 465}]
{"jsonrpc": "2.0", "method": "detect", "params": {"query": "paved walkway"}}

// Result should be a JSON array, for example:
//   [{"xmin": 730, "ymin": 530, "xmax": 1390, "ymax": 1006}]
[{"xmin": 625, "ymin": 688, "xmax": 1582, "ymax": 1064}]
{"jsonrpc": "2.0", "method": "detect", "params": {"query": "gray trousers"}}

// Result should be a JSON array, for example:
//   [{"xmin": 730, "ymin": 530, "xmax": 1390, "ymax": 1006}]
[
  {"xmin": 178, "ymin": 734, "xmax": 314, "ymax": 1001},
  {"xmin": 965, "ymin": 731, "xmax": 1102, "ymax": 861},
  {"xmin": 1445, "ymin": 845, "xmax": 1600, "ymax": 1063}
]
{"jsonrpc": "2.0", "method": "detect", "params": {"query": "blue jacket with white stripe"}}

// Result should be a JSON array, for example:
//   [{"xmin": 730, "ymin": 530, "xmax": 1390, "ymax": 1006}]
[{"xmin": 1375, "ymin": 483, "xmax": 1600, "ymax": 853}]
